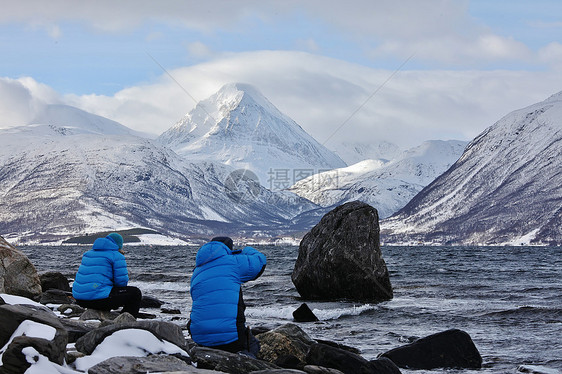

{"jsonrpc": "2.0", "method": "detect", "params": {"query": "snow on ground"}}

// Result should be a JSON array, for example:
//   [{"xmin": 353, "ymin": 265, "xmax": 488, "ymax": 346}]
[
  {"xmin": 503, "ymin": 228, "xmax": 540, "ymax": 246},
  {"xmin": 1, "ymin": 294, "xmax": 190, "ymax": 372},
  {"xmin": 0, "ymin": 321, "xmax": 56, "ymax": 362},
  {"xmin": 131, "ymin": 233, "xmax": 190, "ymax": 246},
  {"xmin": 0, "ymin": 294, "xmax": 44, "ymax": 307},
  {"xmin": 23, "ymin": 347, "xmax": 81, "ymax": 374},
  {"xmin": 72, "ymin": 329, "xmax": 188, "ymax": 372}
]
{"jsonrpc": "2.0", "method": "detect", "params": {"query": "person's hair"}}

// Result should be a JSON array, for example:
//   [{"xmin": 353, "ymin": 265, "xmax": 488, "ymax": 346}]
[{"xmin": 211, "ymin": 236, "xmax": 233, "ymax": 250}]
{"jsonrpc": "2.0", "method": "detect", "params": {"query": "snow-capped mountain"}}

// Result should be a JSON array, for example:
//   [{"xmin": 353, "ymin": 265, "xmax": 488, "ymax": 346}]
[
  {"xmin": 158, "ymin": 83, "xmax": 346, "ymax": 186},
  {"xmin": 30, "ymin": 103, "xmax": 139, "ymax": 136},
  {"xmin": 289, "ymin": 140, "xmax": 467, "ymax": 218},
  {"xmin": 382, "ymin": 92, "xmax": 562, "ymax": 245},
  {"xmin": 330, "ymin": 140, "xmax": 402, "ymax": 165},
  {"xmin": 0, "ymin": 121, "xmax": 319, "ymax": 243}
]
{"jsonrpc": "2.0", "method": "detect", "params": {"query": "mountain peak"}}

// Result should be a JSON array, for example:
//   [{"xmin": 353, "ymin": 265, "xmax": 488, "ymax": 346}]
[
  {"xmin": 545, "ymin": 90, "xmax": 562, "ymax": 103},
  {"xmin": 217, "ymin": 82, "xmax": 264, "ymax": 100},
  {"xmin": 159, "ymin": 83, "xmax": 282, "ymax": 144},
  {"xmin": 158, "ymin": 83, "xmax": 345, "ymax": 185}
]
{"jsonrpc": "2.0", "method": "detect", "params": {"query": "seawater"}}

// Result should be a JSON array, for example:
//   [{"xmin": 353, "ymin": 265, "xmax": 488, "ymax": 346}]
[{"xmin": 21, "ymin": 245, "xmax": 562, "ymax": 373}]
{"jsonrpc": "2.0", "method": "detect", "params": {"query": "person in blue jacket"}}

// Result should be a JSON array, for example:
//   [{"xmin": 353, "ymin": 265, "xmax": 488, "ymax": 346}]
[
  {"xmin": 189, "ymin": 236, "xmax": 266, "ymax": 357},
  {"xmin": 72, "ymin": 233, "xmax": 142, "ymax": 317}
]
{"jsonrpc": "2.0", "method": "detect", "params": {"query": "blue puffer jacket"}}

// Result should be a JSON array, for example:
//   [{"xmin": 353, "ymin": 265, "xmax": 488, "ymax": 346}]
[
  {"xmin": 189, "ymin": 241, "xmax": 266, "ymax": 347},
  {"xmin": 72, "ymin": 237, "xmax": 129, "ymax": 301}
]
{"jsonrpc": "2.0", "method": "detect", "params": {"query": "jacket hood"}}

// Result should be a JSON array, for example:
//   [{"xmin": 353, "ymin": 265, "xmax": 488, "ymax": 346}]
[
  {"xmin": 195, "ymin": 241, "xmax": 230, "ymax": 267},
  {"xmin": 92, "ymin": 237, "xmax": 120, "ymax": 251}
]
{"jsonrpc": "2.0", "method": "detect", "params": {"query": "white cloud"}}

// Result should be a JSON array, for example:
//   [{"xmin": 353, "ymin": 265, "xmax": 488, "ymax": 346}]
[
  {"xmin": 0, "ymin": 0, "xmax": 541, "ymax": 67},
  {"xmin": 0, "ymin": 77, "xmax": 60, "ymax": 127},
  {"xmin": 187, "ymin": 41, "xmax": 215, "ymax": 59},
  {"xmin": 2, "ymin": 50, "xmax": 560, "ymax": 149},
  {"xmin": 474, "ymin": 34, "xmax": 531, "ymax": 60},
  {"xmin": 538, "ymin": 42, "xmax": 562, "ymax": 68},
  {"xmin": 0, "ymin": 0, "xmax": 269, "ymax": 32},
  {"xmin": 47, "ymin": 24, "xmax": 62, "ymax": 39},
  {"xmin": 295, "ymin": 38, "xmax": 320, "ymax": 53},
  {"xmin": 372, "ymin": 32, "xmax": 532, "ymax": 66},
  {"xmin": 63, "ymin": 51, "xmax": 562, "ymax": 148}
]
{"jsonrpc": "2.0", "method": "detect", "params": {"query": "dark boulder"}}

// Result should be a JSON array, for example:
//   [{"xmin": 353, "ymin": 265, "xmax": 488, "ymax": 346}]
[
  {"xmin": 274, "ymin": 355, "xmax": 303, "ymax": 369},
  {"xmin": 306, "ymin": 343, "xmax": 401, "ymax": 374},
  {"xmin": 292, "ymin": 201, "xmax": 392, "ymax": 302},
  {"xmin": 190, "ymin": 346, "xmax": 281, "ymax": 373},
  {"xmin": 0, "ymin": 304, "xmax": 68, "ymax": 372},
  {"xmin": 314, "ymin": 339, "xmax": 360, "ymax": 355},
  {"xmin": 75, "ymin": 320, "xmax": 187, "ymax": 355},
  {"xmin": 252, "ymin": 326, "xmax": 272, "ymax": 336},
  {"xmin": 302, "ymin": 365, "xmax": 346, "ymax": 374},
  {"xmin": 39, "ymin": 271, "xmax": 71, "ymax": 292},
  {"xmin": 251, "ymin": 370, "xmax": 306, "ymax": 374},
  {"xmin": 0, "ymin": 236, "xmax": 42, "ymax": 300},
  {"xmin": 99, "ymin": 311, "xmax": 137, "ymax": 327},
  {"xmin": 293, "ymin": 303, "xmax": 319, "ymax": 322},
  {"xmin": 87, "ymin": 354, "xmax": 196, "ymax": 374},
  {"xmin": 79, "ymin": 308, "xmax": 120, "ymax": 322},
  {"xmin": 368, "ymin": 357, "xmax": 403, "ymax": 374},
  {"xmin": 57, "ymin": 318, "xmax": 98, "ymax": 343},
  {"xmin": 57, "ymin": 303, "xmax": 86, "ymax": 318},
  {"xmin": 40, "ymin": 289, "xmax": 74, "ymax": 305},
  {"xmin": 380, "ymin": 329, "xmax": 482, "ymax": 369},
  {"xmin": 140, "ymin": 295, "xmax": 164, "ymax": 308},
  {"xmin": 258, "ymin": 323, "xmax": 316, "ymax": 365}
]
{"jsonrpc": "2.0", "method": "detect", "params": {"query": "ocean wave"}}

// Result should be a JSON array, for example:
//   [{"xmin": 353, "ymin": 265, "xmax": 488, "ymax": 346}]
[
  {"xmin": 482, "ymin": 306, "xmax": 562, "ymax": 320},
  {"xmin": 130, "ymin": 280, "xmax": 189, "ymax": 293},
  {"xmin": 312, "ymin": 304, "xmax": 379, "ymax": 320},
  {"xmin": 246, "ymin": 304, "xmax": 379, "ymax": 321},
  {"xmin": 246, "ymin": 305, "xmax": 296, "ymax": 320},
  {"xmin": 134, "ymin": 273, "xmax": 186, "ymax": 282}
]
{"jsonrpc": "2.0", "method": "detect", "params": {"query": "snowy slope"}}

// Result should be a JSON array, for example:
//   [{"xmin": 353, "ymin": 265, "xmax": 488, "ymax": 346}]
[
  {"xmin": 382, "ymin": 92, "xmax": 562, "ymax": 245},
  {"xmin": 30, "ymin": 103, "xmax": 141, "ymax": 136},
  {"xmin": 0, "ymin": 122, "xmax": 319, "ymax": 243},
  {"xmin": 158, "ymin": 83, "xmax": 346, "ymax": 186},
  {"xmin": 289, "ymin": 140, "xmax": 467, "ymax": 218},
  {"xmin": 330, "ymin": 140, "xmax": 402, "ymax": 165}
]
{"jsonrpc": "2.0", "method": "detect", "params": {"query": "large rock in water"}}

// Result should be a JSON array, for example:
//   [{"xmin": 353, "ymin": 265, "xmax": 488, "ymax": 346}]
[
  {"xmin": 291, "ymin": 201, "xmax": 393, "ymax": 302},
  {"xmin": 0, "ymin": 236, "xmax": 42, "ymax": 299}
]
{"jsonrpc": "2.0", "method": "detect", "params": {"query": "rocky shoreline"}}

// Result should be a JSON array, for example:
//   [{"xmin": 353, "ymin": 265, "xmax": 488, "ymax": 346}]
[
  {"xmin": 1, "ymin": 260, "xmax": 484, "ymax": 374},
  {"xmin": 0, "ymin": 212, "xmax": 488, "ymax": 374},
  {"xmin": 1, "ymin": 287, "xmax": 484, "ymax": 374}
]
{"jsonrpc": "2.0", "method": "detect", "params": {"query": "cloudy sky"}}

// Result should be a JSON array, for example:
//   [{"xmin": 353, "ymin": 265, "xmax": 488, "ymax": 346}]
[{"xmin": 1, "ymin": 0, "xmax": 561, "ymax": 149}]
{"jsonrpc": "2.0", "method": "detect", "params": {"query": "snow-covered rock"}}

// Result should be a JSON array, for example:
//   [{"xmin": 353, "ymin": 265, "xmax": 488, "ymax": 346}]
[
  {"xmin": 289, "ymin": 140, "xmax": 467, "ymax": 218},
  {"xmin": 158, "ymin": 83, "xmax": 346, "ymax": 187},
  {"xmin": 382, "ymin": 91, "xmax": 562, "ymax": 245}
]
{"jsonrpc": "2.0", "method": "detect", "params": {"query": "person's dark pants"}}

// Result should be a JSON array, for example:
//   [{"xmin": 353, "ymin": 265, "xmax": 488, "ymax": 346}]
[
  {"xmin": 209, "ymin": 328, "xmax": 260, "ymax": 358},
  {"xmin": 76, "ymin": 286, "xmax": 142, "ymax": 317}
]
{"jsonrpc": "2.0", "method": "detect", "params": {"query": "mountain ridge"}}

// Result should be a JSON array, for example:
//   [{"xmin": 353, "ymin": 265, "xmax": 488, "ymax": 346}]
[
  {"xmin": 381, "ymin": 91, "xmax": 562, "ymax": 245},
  {"xmin": 289, "ymin": 140, "xmax": 467, "ymax": 218}
]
